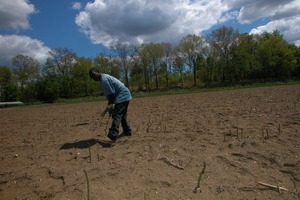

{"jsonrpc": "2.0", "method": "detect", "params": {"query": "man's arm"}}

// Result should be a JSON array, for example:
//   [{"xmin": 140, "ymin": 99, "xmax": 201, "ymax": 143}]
[
  {"xmin": 107, "ymin": 93, "xmax": 116, "ymax": 105},
  {"xmin": 104, "ymin": 93, "xmax": 115, "ymax": 116}
]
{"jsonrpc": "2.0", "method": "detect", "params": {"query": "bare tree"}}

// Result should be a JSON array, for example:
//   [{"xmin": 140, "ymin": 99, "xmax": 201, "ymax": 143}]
[
  {"xmin": 111, "ymin": 43, "xmax": 135, "ymax": 88},
  {"xmin": 93, "ymin": 53, "xmax": 120, "ymax": 77},
  {"xmin": 138, "ymin": 43, "xmax": 164, "ymax": 90},
  {"xmin": 137, "ymin": 44, "xmax": 151, "ymax": 91},
  {"xmin": 12, "ymin": 54, "xmax": 40, "ymax": 87},
  {"xmin": 161, "ymin": 42, "xmax": 173, "ymax": 88},
  {"xmin": 45, "ymin": 48, "xmax": 77, "ymax": 98},
  {"xmin": 173, "ymin": 54, "xmax": 185, "ymax": 87},
  {"xmin": 206, "ymin": 26, "xmax": 239, "ymax": 83},
  {"xmin": 175, "ymin": 34, "xmax": 207, "ymax": 86}
]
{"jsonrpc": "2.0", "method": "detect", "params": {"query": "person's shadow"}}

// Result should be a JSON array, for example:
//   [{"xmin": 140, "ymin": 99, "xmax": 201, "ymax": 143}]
[{"xmin": 59, "ymin": 138, "xmax": 114, "ymax": 150}]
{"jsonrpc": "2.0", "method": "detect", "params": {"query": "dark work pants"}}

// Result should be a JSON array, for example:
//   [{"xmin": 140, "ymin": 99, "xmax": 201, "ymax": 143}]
[{"xmin": 108, "ymin": 101, "xmax": 131, "ymax": 140}]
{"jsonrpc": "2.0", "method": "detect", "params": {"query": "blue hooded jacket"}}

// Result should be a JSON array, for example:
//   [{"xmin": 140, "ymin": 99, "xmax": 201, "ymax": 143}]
[{"xmin": 100, "ymin": 74, "xmax": 132, "ymax": 104}]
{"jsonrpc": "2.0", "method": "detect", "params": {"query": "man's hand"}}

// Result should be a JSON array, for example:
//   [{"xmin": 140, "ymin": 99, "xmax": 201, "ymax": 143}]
[
  {"xmin": 100, "ymin": 104, "xmax": 114, "ymax": 117},
  {"xmin": 107, "ymin": 104, "xmax": 114, "ymax": 116},
  {"xmin": 100, "ymin": 109, "xmax": 107, "ymax": 117}
]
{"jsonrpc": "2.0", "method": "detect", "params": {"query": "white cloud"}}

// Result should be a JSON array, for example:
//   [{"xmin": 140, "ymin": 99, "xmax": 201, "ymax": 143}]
[
  {"xmin": 0, "ymin": 35, "xmax": 51, "ymax": 67},
  {"xmin": 223, "ymin": 0, "xmax": 300, "ymax": 46},
  {"xmin": 75, "ymin": 0, "xmax": 299, "ymax": 47},
  {"xmin": 250, "ymin": 15, "xmax": 300, "ymax": 46},
  {"xmin": 271, "ymin": 1, "xmax": 300, "ymax": 20},
  {"xmin": 224, "ymin": 0, "xmax": 297, "ymax": 23},
  {"xmin": 72, "ymin": 2, "xmax": 82, "ymax": 10},
  {"xmin": 219, "ymin": 10, "xmax": 239, "ymax": 24},
  {"xmin": 0, "ymin": 0, "xmax": 50, "ymax": 68},
  {"xmin": 75, "ymin": 0, "xmax": 226, "ymax": 46},
  {"xmin": 0, "ymin": 0, "xmax": 299, "ymax": 69},
  {"xmin": 0, "ymin": 0, "xmax": 37, "ymax": 30}
]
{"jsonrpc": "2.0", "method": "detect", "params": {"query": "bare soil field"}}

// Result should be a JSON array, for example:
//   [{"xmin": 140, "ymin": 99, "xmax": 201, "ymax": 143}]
[{"xmin": 1, "ymin": 85, "xmax": 300, "ymax": 200}]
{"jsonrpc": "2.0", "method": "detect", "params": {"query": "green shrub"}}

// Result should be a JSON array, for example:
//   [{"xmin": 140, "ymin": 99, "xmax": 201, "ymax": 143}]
[{"xmin": 2, "ymin": 83, "xmax": 19, "ymax": 101}]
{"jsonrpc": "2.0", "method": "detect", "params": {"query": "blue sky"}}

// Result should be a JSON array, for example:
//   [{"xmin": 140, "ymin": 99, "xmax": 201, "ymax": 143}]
[
  {"xmin": 0, "ymin": 0, "xmax": 107, "ymax": 59},
  {"xmin": 0, "ymin": 0, "xmax": 299, "ymax": 67},
  {"xmin": 21, "ymin": 0, "xmax": 110, "ymax": 58}
]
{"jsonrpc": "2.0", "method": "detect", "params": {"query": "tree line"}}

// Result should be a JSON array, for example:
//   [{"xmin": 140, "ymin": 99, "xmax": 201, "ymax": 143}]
[{"xmin": 0, "ymin": 26, "xmax": 299, "ymax": 103}]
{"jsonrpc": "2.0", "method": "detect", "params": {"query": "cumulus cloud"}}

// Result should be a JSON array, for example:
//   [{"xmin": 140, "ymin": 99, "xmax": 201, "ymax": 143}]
[
  {"xmin": 224, "ymin": 0, "xmax": 300, "ymax": 45},
  {"xmin": 0, "ymin": 0, "xmax": 50, "ymax": 68},
  {"xmin": 0, "ymin": 35, "xmax": 51, "ymax": 67},
  {"xmin": 0, "ymin": 0, "xmax": 36, "ymax": 30},
  {"xmin": 0, "ymin": 0, "xmax": 299, "ymax": 69},
  {"xmin": 75, "ymin": 0, "xmax": 300, "ymax": 47},
  {"xmin": 250, "ymin": 16, "xmax": 300, "ymax": 46},
  {"xmin": 219, "ymin": 10, "xmax": 239, "ymax": 24},
  {"xmin": 75, "ymin": 0, "xmax": 226, "ymax": 46},
  {"xmin": 224, "ymin": 0, "xmax": 296, "ymax": 23}
]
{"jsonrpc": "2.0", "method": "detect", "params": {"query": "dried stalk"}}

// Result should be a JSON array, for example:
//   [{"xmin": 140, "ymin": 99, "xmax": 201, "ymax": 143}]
[
  {"xmin": 258, "ymin": 182, "xmax": 288, "ymax": 192},
  {"xmin": 83, "ymin": 170, "xmax": 90, "ymax": 200},
  {"xmin": 87, "ymin": 141, "xmax": 91, "ymax": 163},
  {"xmin": 104, "ymin": 116, "xmax": 110, "ymax": 133},
  {"xmin": 272, "ymin": 176, "xmax": 282, "ymax": 194},
  {"xmin": 159, "ymin": 157, "xmax": 184, "ymax": 170},
  {"xmin": 146, "ymin": 116, "xmax": 151, "ymax": 133},
  {"xmin": 193, "ymin": 161, "xmax": 206, "ymax": 193}
]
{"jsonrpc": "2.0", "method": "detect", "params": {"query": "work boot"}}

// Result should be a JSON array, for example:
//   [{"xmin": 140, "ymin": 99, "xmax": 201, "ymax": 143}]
[
  {"xmin": 107, "ymin": 133, "xmax": 117, "ymax": 142},
  {"xmin": 117, "ymin": 132, "xmax": 132, "ymax": 138}
]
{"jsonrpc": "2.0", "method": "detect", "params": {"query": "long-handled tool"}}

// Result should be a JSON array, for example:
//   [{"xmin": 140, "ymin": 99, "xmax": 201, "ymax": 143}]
[{"xmin": 104, "ymin": 114, "xmax": 110, "ymax": 133}]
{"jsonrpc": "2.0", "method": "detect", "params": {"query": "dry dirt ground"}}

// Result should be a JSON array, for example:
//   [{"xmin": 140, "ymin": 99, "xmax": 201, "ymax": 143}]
[{"xmin": 1, "ymin": 85, "xmax": 300, "ymax": 200}]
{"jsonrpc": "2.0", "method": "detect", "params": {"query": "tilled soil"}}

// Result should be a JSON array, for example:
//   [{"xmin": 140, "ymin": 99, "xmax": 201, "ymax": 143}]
[{"xmin": 0, "ymin": 85, "xmax": 299, "ymax": 200}]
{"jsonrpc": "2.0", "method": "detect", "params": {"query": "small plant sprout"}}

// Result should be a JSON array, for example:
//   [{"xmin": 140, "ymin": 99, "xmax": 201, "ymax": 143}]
[{"xmin": 83, "ymin": 170, "xmax": 90, "ymax": 200}]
